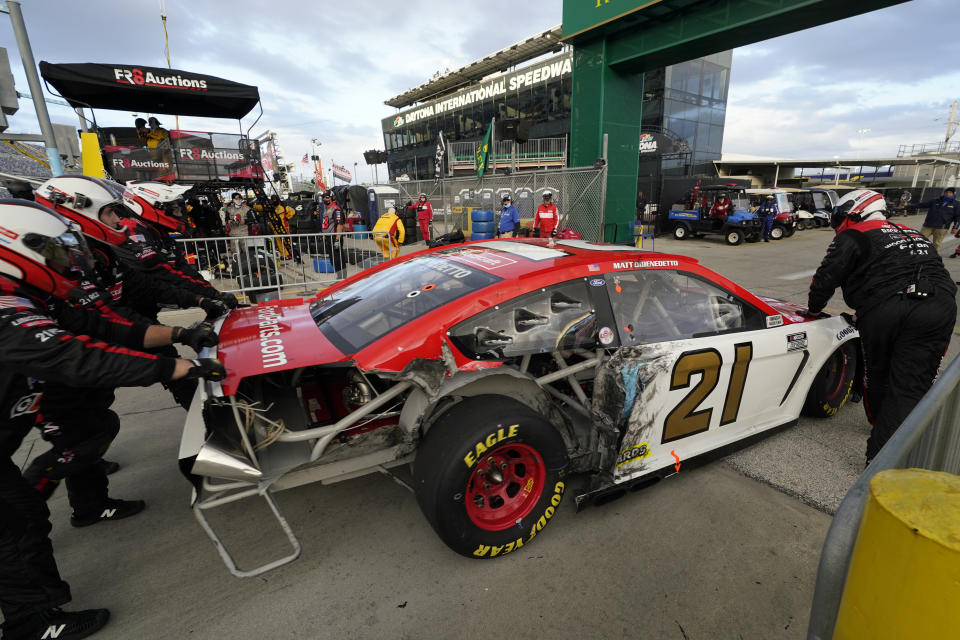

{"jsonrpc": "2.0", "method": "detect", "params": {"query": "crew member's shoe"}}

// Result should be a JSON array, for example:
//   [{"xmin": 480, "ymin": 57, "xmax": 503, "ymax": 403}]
[
  {"xmin": 70, "ymin": 498, "xmax": 145, "ymax": 527},
  {"xmin": 99, "ymin": 459, "xmax": 120, "ymax": 475},
  {"xmin": 0, "ymin": 607, "xmax": 109, "ymax": 640},
  {"xmin": 763, "ymin": 238, "xmax": 770, "ymax": 242}
]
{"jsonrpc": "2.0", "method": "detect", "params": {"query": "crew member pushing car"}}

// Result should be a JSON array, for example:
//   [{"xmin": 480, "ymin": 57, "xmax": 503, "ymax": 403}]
[
  {"xmin": 416, "ymin": 193, "xmax": 433, "ymax": 243},
  {"xmin": 804, "ymin": 189, "xmax": 956, "ymax": 465},
  {"xmin": 756, "ymin": 194, "xmax": 778, "ymax": 242},
  {"xmin": 0, "ymin": 201, "xmax": 225, "ymax": 640},
  {"xmin": 534, "ymin": 191, "xmax": 558, "ymax": 238}
]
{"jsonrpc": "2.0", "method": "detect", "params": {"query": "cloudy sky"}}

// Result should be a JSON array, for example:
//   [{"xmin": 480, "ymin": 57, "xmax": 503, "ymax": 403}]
[{"xmin": 0, "ymin": 0, "xmax": 955, "ymax": 181}]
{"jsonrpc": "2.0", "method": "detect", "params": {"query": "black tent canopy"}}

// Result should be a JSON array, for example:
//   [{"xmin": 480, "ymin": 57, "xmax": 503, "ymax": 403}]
[{"xmin": 39, "ymin": 61, "xmax": 260, "ymax": 120}]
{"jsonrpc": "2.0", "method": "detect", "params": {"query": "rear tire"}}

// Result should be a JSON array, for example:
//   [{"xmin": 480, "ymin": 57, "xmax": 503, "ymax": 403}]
[
  {"xmin": 725, "ymin": 229, "xmax": 743, "ymax": 245},
  {"xmin": 797, "ymin": 220, "xmax": 807, "ymax": 231},
  {"xmin": 413, "ymin": 396, "xmax": 568, "ymax": 558},
  {"xmin": 802, "ymin": 341, "xmax": 857, "ymax": 418}
]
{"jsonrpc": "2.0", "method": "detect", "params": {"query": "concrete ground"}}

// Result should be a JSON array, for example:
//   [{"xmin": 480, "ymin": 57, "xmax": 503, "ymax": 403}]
[{"xmin": 10, "ymin": 212, "xmax": 959, "ymax": 639}]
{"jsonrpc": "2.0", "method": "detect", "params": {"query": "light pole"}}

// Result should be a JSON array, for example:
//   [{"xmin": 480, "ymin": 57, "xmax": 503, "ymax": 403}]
[{"xmin": 353, "ymin": 161, "xmax": 358, "ymax": 185}]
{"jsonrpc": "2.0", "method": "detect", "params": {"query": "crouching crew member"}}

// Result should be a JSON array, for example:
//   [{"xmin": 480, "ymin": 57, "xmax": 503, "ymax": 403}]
[
  {"xmin": 804, "ymin": 189, "xmax": 956, "ymax": 464},
  {"xmin": 0, "ymin": 199, "xmax": 225, "ymax": 640},
  {"xmin": 373, "ymin": 207, "xmax": 405, "ymax": 259}
]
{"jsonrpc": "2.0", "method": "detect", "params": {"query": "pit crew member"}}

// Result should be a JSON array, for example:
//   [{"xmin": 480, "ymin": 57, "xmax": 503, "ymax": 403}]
[
  {"xmin": 804, "ymin": 189, "xmax": 957, "ymax": 464},
  {"xmin": 372, "ymin": 206, "xmax": 405, "ymax": 259},
  {"xmin": 416, "ymin": 193, "xmax": 433, "ymax": 242},
  {"xmin": 534, "ymin": 191, "xmax": 558, "ymax": 238},
  {"xmin": 498, "ymin": 195, "xmax": 520, "ymax": 237},
  {"xmin": 756, "ymin": 194, "xmax": 778, "ymax": 242},
  {"xmin": 0, "ymin": 201, "xmax": 224, "ymax": 640}
]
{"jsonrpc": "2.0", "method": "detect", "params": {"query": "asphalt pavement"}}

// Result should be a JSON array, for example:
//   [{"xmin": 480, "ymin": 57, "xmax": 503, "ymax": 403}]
[{"xmin": 10, "ymin": 213, "xmax": 959, "ymax": 640}]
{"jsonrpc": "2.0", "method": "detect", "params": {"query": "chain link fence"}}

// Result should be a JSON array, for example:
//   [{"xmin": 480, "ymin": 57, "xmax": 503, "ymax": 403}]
[{"xmin": 391, "ymin": 166, "xmax": 606, "ymax": 241}]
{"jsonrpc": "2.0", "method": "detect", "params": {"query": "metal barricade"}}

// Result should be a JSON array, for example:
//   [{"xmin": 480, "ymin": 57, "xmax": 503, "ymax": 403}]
[
  {"xmin": 392, "ymin": 165, "xmax": 606, "ymax": 241},
  {"xmin": 176, "ymin": 230, "xmax": 389, "ymax": 302},
  {"xmin": 807, "ymin": 353, "xmax": 960, "ymax": 639}
]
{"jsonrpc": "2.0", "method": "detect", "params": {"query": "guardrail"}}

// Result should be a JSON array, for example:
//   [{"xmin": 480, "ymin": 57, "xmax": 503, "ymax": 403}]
[
  {"xmin": 176, "ymin": 230, "xmax": 390, "ymax": 302},
  {"xmin": 807, "ymin": 352, "xmax": 960, "ymax": 639}
]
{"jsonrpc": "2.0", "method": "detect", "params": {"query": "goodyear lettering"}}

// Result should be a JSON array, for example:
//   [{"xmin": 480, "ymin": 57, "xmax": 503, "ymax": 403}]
[
  {"xmin": 836, "ymin": 326, "xmax": 856, "ymax": 341},
  {"xmin": 463, "ymin": 424, "xmax": 519, "ymax": 467},
  {"xmin": 470, "ymin": 481, "xmax": 565, "ymax": 558}
]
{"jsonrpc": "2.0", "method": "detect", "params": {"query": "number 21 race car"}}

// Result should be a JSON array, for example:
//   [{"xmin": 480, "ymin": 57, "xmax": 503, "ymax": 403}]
[{"xmin": 180, "ymin": 239, "xmax": 857, "ymax": 576}]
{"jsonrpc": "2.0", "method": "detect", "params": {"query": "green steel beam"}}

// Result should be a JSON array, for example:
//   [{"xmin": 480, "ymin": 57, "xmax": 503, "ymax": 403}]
[
  {"xmin": 604, "ymin": 0, "xmax": 910, "ymax": 72},
  {"xmin": 565, "ymin": 0, "xmax": 909, "ymax": 243}
]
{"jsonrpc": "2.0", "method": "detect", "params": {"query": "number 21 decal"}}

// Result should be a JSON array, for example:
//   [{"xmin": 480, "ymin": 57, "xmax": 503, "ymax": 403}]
[{"xmin": 662, "ymin": 342, "xmax": 753, "ymax": 443}]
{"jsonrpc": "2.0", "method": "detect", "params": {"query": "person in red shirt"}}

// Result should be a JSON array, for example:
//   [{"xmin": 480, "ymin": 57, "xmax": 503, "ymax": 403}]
[
  {"xmin": 416, "ymin": 193, "xmax": 433, "ymax": 243},
  {"xmin": 709, "ymin": 193, "xmax": 733, "ymax": 220},
  {"xmin": 534, "ymin": 191, "xmax": 559, "ymax": 238}
]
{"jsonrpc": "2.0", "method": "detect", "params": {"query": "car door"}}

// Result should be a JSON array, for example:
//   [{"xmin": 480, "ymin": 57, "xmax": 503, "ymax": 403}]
[{"xmin": 595, "ymin": 267, "xmax": 803, "ymax": 483}]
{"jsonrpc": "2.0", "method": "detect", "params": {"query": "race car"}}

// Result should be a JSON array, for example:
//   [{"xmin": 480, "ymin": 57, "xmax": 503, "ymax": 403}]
[{"xmin": 181, "ymin": 238, "xmax": 858, "ymax": 576}]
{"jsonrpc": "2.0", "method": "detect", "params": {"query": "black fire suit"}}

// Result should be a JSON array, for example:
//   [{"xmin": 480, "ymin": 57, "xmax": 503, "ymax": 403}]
[
  {"xmin": 808, "ymin": 218, "xmax": 957, "ymax": 461},
  {"xmin": 0, "ymin": 276, "xmax": 178, "ymax": 625},
  {"xmin": 12, "ymin": 275, "xmax": 157, "ymax": 515}
]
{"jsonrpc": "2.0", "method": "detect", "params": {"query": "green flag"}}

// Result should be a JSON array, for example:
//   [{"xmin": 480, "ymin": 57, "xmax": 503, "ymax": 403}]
[{"xmin": 476, "ymin": 120, "xmax": 493, "ymax": 177}]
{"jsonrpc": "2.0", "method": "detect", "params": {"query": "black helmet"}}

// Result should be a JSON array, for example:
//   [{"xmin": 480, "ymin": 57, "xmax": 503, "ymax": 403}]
[
  {"xmin": 134, "ymin": 117, "xmax": 147, "ymax": 128},
  {"xmin": 321, "ymin": 190, "xmax": 333, "ymax": 199},
  {"xmin": 269, "ymin": 194, "xmax": 280, "ymax": 204},
  {"xmin": 502, "ymin": 195, "xmax": 511, "ymax": 203}
]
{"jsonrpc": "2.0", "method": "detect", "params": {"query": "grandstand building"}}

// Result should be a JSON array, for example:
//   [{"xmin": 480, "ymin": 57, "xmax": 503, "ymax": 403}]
[{"xmin": 381, "ymin": 26, "xmax": 732, "ymax": 182}]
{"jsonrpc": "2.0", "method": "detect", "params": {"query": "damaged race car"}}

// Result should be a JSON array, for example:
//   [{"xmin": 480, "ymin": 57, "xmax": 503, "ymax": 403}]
[{"xmin": 181, "ymin": 239, "xmax": 859, "ymax": 576}]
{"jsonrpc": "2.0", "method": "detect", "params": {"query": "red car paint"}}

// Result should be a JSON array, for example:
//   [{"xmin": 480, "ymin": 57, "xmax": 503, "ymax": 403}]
[{"xmin": 215, "ymin": 239, "xmax": 796, "ymax": 393}]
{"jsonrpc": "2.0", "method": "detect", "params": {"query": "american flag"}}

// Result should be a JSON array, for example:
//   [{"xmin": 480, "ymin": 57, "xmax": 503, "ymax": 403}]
[
  {"xmin": 588, "ymin": 264, "xmax": 600, "ymax": 272},
  {"xmin": 301, "ymin": 153, "xmax": 308, "ymax": 164}
]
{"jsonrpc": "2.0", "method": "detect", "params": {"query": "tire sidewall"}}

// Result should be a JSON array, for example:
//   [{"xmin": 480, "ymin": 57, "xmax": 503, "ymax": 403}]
[
  {"xmin": 414, "ymin": 399, "xmax": 568, "ymax": 558},
  {"xmin": 802, "ymin": 341, "xmax": 857, "ymax": 418},
  {"xmin": 674, "ymin": 224, "xmax": 687, "ymax": 240}
]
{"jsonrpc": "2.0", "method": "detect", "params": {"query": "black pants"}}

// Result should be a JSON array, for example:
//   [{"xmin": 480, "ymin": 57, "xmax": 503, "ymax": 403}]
[
  {"xmin": 858, "ymin": 291, "xmax": 956, "ymax": 461},
  {"xmin": 21, "ymin": 385, "xmax": 119, "ymax": 516},
  {"xmin": 0, "ymin": 378, "xmax": 71, "ymax": 623}
]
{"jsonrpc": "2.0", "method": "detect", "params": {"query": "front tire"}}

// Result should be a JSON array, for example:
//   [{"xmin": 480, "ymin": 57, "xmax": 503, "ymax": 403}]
[
  {"xmin": 770, "ymin": 225, "xmax": 785, "ymax": 240},
  {"xmin": 673, "ymin": 224, "xmax": 689, "ymax": 240},
  {"xmin": 725, "ymin": 229, "xmax": 743, "ymax": 245},
  {"xmin": 413, "ymin": 396, "xmax": 569, "ymax": 558},
  {"xmin": 802, "ymin": 341, "xmax": 857, "ymax": 418}
]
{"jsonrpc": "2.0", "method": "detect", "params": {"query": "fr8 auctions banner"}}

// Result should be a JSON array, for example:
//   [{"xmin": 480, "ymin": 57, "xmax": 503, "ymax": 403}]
[{"xmin": 102, "ymin": 128, "xmax": 262, "ymax": 183}]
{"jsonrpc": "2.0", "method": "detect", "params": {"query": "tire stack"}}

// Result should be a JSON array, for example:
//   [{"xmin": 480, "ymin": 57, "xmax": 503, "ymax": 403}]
[
  {"xmin": 400, "ymin": 203, "xmax": 418, "ymax": 245},
  {"xmin": 471, "ymin": 209, "xmax": 495, "ymax": 240}
]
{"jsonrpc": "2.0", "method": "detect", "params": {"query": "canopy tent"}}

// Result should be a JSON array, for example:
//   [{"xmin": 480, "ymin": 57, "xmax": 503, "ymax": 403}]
[{"xmin": 38, "ymin": 62, "xmax": 260, "ymax": 120}]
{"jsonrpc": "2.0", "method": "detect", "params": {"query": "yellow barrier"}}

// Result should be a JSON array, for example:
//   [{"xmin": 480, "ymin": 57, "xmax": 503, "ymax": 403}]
[
  {"xmin": 80, "ymin": 132, "xmax": 106, "ymax": 178},
  {"xmin": 834, "ymin": 469, "xmax": 960, "ymax": 639}
]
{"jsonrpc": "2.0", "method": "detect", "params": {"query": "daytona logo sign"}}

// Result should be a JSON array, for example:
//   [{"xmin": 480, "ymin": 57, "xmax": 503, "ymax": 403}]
[{"xmin": 113, "ymin": 67, "xmax": 208, "ymax": 90}]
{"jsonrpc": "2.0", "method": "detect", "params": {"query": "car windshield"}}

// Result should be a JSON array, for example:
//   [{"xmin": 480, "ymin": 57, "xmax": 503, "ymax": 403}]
[{"xmin": 309, "ymin": 255, "xmax": 502, "ymax": 354}]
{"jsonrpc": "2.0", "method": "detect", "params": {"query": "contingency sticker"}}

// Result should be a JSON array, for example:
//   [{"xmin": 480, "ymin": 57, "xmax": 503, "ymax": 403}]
[
  {"xmin": 616, "ymin": 442, "xmax": 652, "ymax": 468},
  {"xmin": 766, "ymin": 314, "xmax": 784, "ymax": 328},
  {"xmin": 471, "ymin": 241, "xmax": 571, "ymax": 262},
  {"xmin": 598, "ymin": 326, "xmax": 615, "ymax": 345},
  {"xmin": 787, "ymin": 332, "xmax": 808, "ymax": 352}
]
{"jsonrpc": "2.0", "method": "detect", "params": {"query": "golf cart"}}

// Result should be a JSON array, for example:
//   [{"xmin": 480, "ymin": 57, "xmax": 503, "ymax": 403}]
[
  {"xmin": 791, "ymin": 188, "xmax": 837, "ymax": 229},
  {"xmin": 745, "ymin": 189, "xmax": 799, "ymax": 239},
  {"xmin": 668, "ymin": 185, "xmax": 763, "ymax": 245}
]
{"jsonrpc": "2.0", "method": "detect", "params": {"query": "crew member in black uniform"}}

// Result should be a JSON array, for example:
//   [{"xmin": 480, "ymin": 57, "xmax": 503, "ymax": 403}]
[
  {"xmin": 0, "ymin": 200, "xmax": 225, "ymax": 640},
  {"xmin": 804, "ymin": 189, "xmax": 957, "ymax": 464}
]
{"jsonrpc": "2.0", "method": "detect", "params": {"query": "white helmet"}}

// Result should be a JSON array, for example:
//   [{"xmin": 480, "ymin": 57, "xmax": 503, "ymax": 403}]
[
  {"xmin": 386, "ymin": 206, "xmax": 396, "ymax": 214},
  {"xmin": 34, "ymin": 175, "xmax": 130, "ymax": 245},
  {"xmin": 123, "ymin": 181, "xmax": 193, "ymax": 233},
  {"xmin": 0, "ymin": 199, "xmax": 95, "ymax": 297},
  {"xmin": 831, "ymin": 189, "xmax": 887, "ymax": 230}
]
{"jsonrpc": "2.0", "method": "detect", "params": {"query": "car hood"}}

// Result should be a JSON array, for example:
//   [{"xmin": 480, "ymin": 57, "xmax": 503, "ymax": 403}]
[
  {"xmin": 760, "ymin": 297, "xmax": 817, "ymax": 323},
  {"xmin": 215, "ymin": 301, "xmax": 349, "ymax": 395}
]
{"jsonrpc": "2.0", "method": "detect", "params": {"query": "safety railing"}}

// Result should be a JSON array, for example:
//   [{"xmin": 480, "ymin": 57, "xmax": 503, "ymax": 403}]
[
  {"xmin": 448, "ymin": 136, "xmax": 568, "ymax": 168},
  {"xmin": 176, "ymin": 230, "xmax": 393, "ymax": 302},
  {"xmin": 807, "ymin": 352, "xmax": 960, "ymax": 639}
]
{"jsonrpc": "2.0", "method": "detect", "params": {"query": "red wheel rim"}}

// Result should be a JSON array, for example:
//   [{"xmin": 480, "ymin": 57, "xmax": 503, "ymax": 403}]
[{"xmin": 464, "ymin": 442, "xmax": 546, "ymax": 531}]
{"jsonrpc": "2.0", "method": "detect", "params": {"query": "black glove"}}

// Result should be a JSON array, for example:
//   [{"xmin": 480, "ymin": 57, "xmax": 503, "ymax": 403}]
[
  {"xmin": 217, "ymin": 292, "xmax": 239, "ymax": 309},
  {"xmin": 199, "ymin": 297, "xmax": 228, "ymax": 319},
  {"xmin": 174, "ymin": 324, "xmax": 219, "ymax": 351},
  {"xmin": 184, "ymin": 358, "xmax": 227, "ymax": 381},
  {"xmin": 798, "ymin": 308, "xmax": 821, "ymax": 319},
  {"xmin": 840, "ymin": 312, "xmax": 857, "ymax": 327}
]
